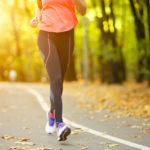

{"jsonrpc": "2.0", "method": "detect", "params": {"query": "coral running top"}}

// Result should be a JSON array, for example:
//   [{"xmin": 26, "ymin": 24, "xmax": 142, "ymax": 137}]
[{"xmin": 39, "ymin": 0, "xmax": 79, "ymax": 33}]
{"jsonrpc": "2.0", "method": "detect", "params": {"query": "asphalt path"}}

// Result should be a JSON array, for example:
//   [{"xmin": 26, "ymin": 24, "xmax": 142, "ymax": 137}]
[{"xmin": 0, "ymin": 82, "xmax": 150, "ymax": 150}]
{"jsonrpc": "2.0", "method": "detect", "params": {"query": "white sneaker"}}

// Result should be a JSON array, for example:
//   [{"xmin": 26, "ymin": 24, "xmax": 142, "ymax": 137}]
[
  {"xmin": 45, "ymin": 112, "xmax": 56, "ymax": 134},
  {"xmin": 56, "ymin": 122, "xmax": 71, "ymax": 141}
]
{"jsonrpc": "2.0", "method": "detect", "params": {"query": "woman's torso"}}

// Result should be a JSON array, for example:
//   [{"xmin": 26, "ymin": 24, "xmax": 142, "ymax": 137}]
[{"xmin": 40, "ymin": 0, "xmax": 78, "ymax": 33}]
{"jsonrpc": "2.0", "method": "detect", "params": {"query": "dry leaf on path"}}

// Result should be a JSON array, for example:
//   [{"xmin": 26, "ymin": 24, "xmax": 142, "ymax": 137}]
[
  {"xmin": 36, "ymin": 148, "xmax": 53, "ymax": 150},
  {"xmin": 15, "ymin": 140, "xmax": 36, "ymax": 146},
  {"xmin": 108, "ymin": 144, "xmax": 119, "ymax": 148},
  {"xmin": 8, "ymin": 146, "xmax": 30, "ymax": 150},
  {"xmin": 71, "ymin": 131, "xmax": 80, "ymax": 135},
  {"xmin": 142, "ymin": 128, "xmax": 150, "ymax": 134},
  {"xmin": 9, "ymin": 147, "xmax": 53, "ymax": 150},
  {"xmin": 1, "ymin": 135, "xmax": 16, "ymax": 140},
  {"xmin": 81, "ymin": 146, "xmax": 88, "ymax": 150},
  {"xmin": 130, "ymin": 134, "xmax": 141, "ymax": 138},
  {"xmin": 71, "ymin": 129, "xmax": 83, "ymax": 135},
  {"xmin": 20, "ymin": 138, "xmax": 30, "ymax": 142},
  {"xmin": 80, "ymin": 144, "xmax": 88, "ymax": 150},
  {"xmin": 131, "ymin": 125, "xmax": 142, "ymax": 129},
  {"xmin": 106, "ymin": 142, "xmax": 111, "ymax": 144},
  {"xmin": 64, "ymin": 82, "xmax": 150, "ymax": 117},
  {"xmin": 22, "ymin": 127, "xmax": 30, "ymax": 130}
]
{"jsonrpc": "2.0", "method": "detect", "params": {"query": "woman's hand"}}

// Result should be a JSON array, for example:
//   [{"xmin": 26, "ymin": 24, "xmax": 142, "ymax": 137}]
[
  {"xmin": 75, "ymin": 0, "xmax": 87, "ymax": 16},
  {"xmin": 30, "ymin": 17, "xmax": 40, "ymax": 28}
]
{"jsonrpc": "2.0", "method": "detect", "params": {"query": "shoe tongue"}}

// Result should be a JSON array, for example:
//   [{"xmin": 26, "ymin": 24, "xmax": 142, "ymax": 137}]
[
  {"xmin": 51, "ymin": 116, "xmax": 55, "ymax": 120},
  {"xmin": 57, "ymin": 122, "xmax": 64, "ymax": 128},
  {"xmin": 49, "ymin": 117, "xmax": 55, "ymax": 125}
]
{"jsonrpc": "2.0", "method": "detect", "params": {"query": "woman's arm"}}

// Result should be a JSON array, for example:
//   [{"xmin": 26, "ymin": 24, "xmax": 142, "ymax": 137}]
[
  {"xmin": 75, "ymin": 0, "xmax": 87, "ymax": 16},
  {"xmin": 36, "ymin": 0, "xmax": 42, "ymax": 20},
  {"xmin": 37, "ymin": 0, "xmax": 42, "ymax": 9},
  {"xmin": 35, "ymin": 7, "xmax": 42, "ymax": 20},
  {"xmin": 30, "ymin": 0, "xmax": 42, "ymax": 28},
  {"xmin": 30, "ymin": 7, "xmax": 41, "ymax": 28}
]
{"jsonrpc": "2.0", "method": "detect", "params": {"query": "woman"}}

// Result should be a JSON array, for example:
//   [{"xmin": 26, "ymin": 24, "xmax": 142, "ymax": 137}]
[{"xmin": 30, "ymin": 0, "xmax": 86, "ymax": 141}]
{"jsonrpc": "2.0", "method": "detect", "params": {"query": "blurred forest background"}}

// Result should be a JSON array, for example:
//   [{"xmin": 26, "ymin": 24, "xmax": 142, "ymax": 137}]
[{"xmin": 0, "ymin": 0, "xmax": 150, "ymax": 84}]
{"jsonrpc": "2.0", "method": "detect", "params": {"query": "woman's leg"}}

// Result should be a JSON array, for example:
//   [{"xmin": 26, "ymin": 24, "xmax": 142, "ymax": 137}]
[
  {"xmin": 37, "ymin": 30, "xmax": 63, "ymax": 122},
  {"xmin": 37, "ymin": 29, "xmax": 74, "ymax": 141},
  {"xmin": 56, "ymin": 29, "xmax": 75, "ymax": 81},
  {"xmin": 49, "ymin": 29, "xmax": 75, "ymax": 123},
  {"xmin": 37, "ymin": 31, "xmax": 55, "ymax": 114},
  {"xmin": 37, "ymin": 29, "xmax": 74, "ymax": 123}
]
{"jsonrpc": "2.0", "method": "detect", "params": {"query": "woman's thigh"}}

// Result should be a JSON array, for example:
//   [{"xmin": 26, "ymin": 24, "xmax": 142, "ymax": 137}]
[
  {"xmin": 37, "ymin": 30, "xmax": 62, "ymax": 84},
  {"xmin": 37, "ymin": 30, "xmax": 49, "ymax": 64},
  {"xmin": 54, "ymin": 29, "xmax": 75, "ymax": 80}
]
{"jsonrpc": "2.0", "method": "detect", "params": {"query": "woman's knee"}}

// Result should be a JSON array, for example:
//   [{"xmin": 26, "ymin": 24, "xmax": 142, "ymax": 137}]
[{"xmin": 50, "ymin": 76, "xmax": 62, "ymax": 93}]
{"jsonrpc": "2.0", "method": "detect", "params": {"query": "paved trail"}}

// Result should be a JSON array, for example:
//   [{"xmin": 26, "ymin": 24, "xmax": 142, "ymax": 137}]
[{"xmin": 0, "ymin": 82, "xmax": 150, "ymax": 150}]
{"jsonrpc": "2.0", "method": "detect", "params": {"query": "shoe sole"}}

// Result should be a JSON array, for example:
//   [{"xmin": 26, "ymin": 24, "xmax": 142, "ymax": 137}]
[{"xmin": 58, "ymin": 127, "xmax": 71, "ymax": 141}]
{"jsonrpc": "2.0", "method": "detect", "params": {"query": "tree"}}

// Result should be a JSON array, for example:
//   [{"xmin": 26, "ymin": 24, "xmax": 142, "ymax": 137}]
[
  {"xmin": 145, "ymin": 0, "xmax": 150, "ymax": 85},
  {"xmin": 129, "ymin": 0, "xmax": 146, "ymax": 82},
  {"xmin": 92, "ymin": 0, "xmax": 126, "ymax": 83}
]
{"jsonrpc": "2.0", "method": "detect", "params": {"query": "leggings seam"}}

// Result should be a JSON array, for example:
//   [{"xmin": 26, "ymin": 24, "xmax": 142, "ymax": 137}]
[
  {"xmin": 45, "ymin": 33, "xmax": 51, "ymax": 67},
  {"xmin": 68, "ymin": 36, "xmax": 71, "ymax": 67}
]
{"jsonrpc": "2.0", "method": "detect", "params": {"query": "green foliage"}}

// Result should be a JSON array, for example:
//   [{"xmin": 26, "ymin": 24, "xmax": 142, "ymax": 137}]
[{"xmin": 0, "ymin": 0, "xmax": 149, "ymax": 82}]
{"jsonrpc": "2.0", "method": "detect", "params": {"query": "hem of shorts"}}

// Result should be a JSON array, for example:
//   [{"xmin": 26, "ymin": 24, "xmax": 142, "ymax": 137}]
[{"xmin": 39, "ymin": 23, "xmax": 78, "ymax": 33}]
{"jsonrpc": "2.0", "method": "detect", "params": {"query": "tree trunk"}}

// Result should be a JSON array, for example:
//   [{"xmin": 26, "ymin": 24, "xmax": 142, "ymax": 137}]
[
  {"xmin": 23, "ymin": 0, "xmax": 31, "ymax": 18},
  {"xmin": 129, "ymin": 0, "xmax": 145, "ymax": 40},
  {"xmin": 11, "ymin": 8, "xmax": 21, "ymax": 57},
  {"xmin": 88, "ymin": 49, "xmax": 94, "ymax": 81},
  {"xmin": 10, "ymin": 5, "xmax": 24, "ymax": 81},
  {"xmin": 129, "ymin": 0, "xmax": 146, "ymax": 82},
  {"xmin": 145, "ymin": 0, "xmax": 150, "ymax": 85},
  {"xmin": 97, "ymin": 0, "xmax": 125, "ymax": 83}
]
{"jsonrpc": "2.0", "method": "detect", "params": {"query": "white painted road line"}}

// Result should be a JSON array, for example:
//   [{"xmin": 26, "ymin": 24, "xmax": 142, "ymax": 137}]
[{"xmin": 28, "ymin": 88, "xmax": 150, "ymax": 150}]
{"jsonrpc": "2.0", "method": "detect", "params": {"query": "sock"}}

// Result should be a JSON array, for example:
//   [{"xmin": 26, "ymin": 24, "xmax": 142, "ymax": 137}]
[{"xmin": 49, "ymin": 111, "xmax": 54, "ymax": 117}]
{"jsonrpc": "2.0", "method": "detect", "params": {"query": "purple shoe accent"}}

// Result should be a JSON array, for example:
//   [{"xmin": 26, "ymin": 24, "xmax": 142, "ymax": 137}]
[
  {"xmin": 56, "ymin": 122, "xmax": 65, "ymax": 128},
  {"xmin": 48, "ymin": 116, "xmax": 55, "ymax": 126}
]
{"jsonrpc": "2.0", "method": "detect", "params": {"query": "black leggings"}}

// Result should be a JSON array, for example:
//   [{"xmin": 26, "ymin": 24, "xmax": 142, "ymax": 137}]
[{"xmin": 37, "ymin": 29, "xmax": 74, "ymax": 123}]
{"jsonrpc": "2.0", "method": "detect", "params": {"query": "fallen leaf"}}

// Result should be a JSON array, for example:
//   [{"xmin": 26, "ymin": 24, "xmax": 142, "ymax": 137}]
[
  {"xmin": 131, "ymin": 125, "xmax": 142, "ymax": 129},
  {"xmin": 9, "ymin": 147, "xmax": 53, "ymax": 150},
  {"xmin": 100, "ymin": 142, "xmax": 106, "ymax": 145},
  {"xmin": 108, "ymin": 144, "xmax": 119, "ymax": 148},
  {"xmin": 71, "ymin": 131, "xmax": 80, "ymax": 135},
  {"xmin": 130, "ymin": 134, "xmax": 141, "ymax": 138},
  {"xmin": 8, "ymin": 146, "xmax": 30, "ymax": 150},
  {"xmin": 35, "ymin": 148, "xmax": 53, "ymax": 150},
  {"xmin": 64, "ymin": 82, "xmax": 150, "ymax": 117},
  {"xmin": 81, "ymin": 146, "xmax": 88, "ymax": 150},
  {"xmin": 22, "ymin": 127, "xmax": 30, "ymax": 130},
  {"xmin": 20, "ymin": 138, "xmax": 30, "ymax": 142},
  {"xmin": 106, "ymin": 142, "xmax": 111, "ymax": 144},
  {"xmin": 142, "ymin": 128, "xmax": 150, "ymax": 134},
  {"xmin": 15, "ymin": 140, "xmax": 36, "ymax": 146},
  {"xmin": 1, "ymin": 135, "xmax": 16, "ymax": 140}
]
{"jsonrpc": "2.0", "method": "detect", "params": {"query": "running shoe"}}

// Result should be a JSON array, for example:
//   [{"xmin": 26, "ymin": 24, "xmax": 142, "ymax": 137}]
[
  {"xmin": 56, "ymin": 122, "xmax": 71, "ymax": 141},
  {"xmin": 45, "ymin": 112, "xmax": 56, "ymax": 134}
]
